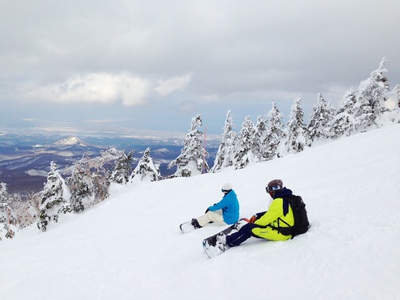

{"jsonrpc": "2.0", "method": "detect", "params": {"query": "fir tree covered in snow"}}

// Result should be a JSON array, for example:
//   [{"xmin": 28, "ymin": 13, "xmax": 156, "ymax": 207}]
[
  {"xmin": 0, "ymin": 182, "xmax": 13, "ymax": 204},
  {"xmin": 109, "ymin": 150, "xmax": 134, "ymax": 185},
  {"xmin": 37, "ymin": 162, "xmax": 71, "ymax": 232},
  {"xmin": 307, "ymin": 93, "xmax": 336, "ymax": 145},
  {"xmin": 354, "ymin": 57, "xmax": 390, "ymax": 132},
  {"xmin": 328, "ymin": 88, "xmax": 357, "ymax": 138},
  {"xmin": 285, "ymin": 98, "xmax": 307, "ymax": 154},
  {"xmin": 234, "ymin": 116, "xmax": 257, "ymax": 169},
  {"xmin": 67, "ymin": 164, "xmax": 93, "ymax": 213},
  {"xmin": 262, "ymin": 102, "xmax": 285, "ymax": 160},
  {"xmin": 395, "ymin": 85, "xmax": 400, "ymax": 109},
  {"xmin": 253, "ymin": 116, "xmax": 267, "ymax": 162},
  {"xmin": 130, "ymin": 147, "xmax": 162, "ymax": 183},
  {"xmin": 212, "ymin": 110, "xmax": 237, "ymax": 172},
  {"xmin": 168, "ymin": 114, "xmax": 209, "ymax": 177},
  {"xmin": 391, "ymin": 85, "xmax": 400, "ymax": 123},
  {"xmin": 0, "ymin": 183, "xmax": 17, "ymax": 240},
  {"xmin": 0, "ymin": 202, "xmax": 17, "ymax": 240}
]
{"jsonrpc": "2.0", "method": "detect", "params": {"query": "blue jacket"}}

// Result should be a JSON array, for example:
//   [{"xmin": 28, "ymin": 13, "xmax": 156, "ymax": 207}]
[{"xmin": 208, "ymin": 190, "xmax": 240, "ymax": 225}]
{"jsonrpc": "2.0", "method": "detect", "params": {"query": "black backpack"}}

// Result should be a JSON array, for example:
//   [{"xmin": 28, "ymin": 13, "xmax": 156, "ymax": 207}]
[{"xmin": 281, "ymin": 195, "xmax": 310, "ymax": 238}]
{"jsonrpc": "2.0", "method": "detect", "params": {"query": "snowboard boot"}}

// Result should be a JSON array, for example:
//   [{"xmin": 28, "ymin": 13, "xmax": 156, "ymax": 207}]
[
  {"xmin": 191, "ymin": 218, "xmax": 202, "ymax": 229},
  {"xmin": 216, "ymin": 233, "xmax": 230, "ymax": 251}
]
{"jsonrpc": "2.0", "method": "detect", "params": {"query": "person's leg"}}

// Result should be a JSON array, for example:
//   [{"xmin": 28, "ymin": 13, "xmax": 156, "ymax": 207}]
[
  {"xmin": 226, "ymin": 223, "xmax": 258, "ymax": 247},
  {"xmin": 196, "ymin": 210, "xmax": 225, "ymax": 227}
]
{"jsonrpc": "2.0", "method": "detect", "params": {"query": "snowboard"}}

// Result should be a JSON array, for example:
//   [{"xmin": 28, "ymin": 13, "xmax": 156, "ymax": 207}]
[
  {"xmin": 180, "ymin": 219, "xmax": 201, "ymax": 234},
  {"xmin": 202, "ymin": 218, "xmax": 249, "ymax": 259}
]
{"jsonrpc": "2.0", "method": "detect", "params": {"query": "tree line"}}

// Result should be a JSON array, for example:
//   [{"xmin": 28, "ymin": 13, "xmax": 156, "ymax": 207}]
[{"xmin": 1, "ymin": 58, "xmax": 399, "ymax": 239}]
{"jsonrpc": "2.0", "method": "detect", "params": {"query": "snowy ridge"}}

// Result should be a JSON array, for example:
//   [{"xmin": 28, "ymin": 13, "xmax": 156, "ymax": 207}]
[{"xmin": 1, "ymin": 124, "xmax": 399, "ymax": 299}]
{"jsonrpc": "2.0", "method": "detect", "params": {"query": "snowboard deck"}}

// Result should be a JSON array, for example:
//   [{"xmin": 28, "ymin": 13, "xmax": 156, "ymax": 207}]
[{"xmin": 179, "ymin": 219, "xmax": 200, "ymax": 234}]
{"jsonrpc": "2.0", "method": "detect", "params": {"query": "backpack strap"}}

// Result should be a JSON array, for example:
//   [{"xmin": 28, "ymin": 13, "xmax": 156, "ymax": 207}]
[{"xmin": 282, "ymin": 197, "xmax": 290, "ymax": 216}]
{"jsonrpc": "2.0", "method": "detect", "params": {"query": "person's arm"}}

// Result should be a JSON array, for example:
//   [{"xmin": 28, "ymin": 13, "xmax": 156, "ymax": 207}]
[{"xmin": 208, "ymin": 194, "xmax": 230, "ymax": 211}]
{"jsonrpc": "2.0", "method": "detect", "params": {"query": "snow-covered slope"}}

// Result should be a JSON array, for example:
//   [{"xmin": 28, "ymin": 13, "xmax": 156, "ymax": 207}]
[{"xmin": 1, "ymin": 124, "xmax": 399, "ymax": 300}]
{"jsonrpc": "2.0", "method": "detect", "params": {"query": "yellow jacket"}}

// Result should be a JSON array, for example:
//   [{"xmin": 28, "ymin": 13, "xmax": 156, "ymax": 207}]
[{"xmin": 252, "ymin": 198, "xmax": 295, "ymax": 241}]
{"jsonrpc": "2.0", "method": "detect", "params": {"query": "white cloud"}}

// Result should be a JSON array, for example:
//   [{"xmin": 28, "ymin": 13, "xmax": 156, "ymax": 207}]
[
  {"xmin": 155, "ymin": 73, "xmax": 192, "ymax": 96},
  {"xmin": 23, "ymin": 73, "xmax": 151, "ymax": 106}
]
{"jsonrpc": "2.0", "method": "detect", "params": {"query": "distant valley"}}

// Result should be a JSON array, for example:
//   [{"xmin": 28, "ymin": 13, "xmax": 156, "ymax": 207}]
[{"xmin": 0, "ymin": 134, "xmax": 219, "ymax": 194}]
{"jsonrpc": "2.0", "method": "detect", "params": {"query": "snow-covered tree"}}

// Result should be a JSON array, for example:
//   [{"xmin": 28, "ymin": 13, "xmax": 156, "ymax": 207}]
[
  {"xmin": 284, "ymin": 98, "xmax": 307, "ymax": 154},
  {"xmin": 0, "ymin": 183, "xmax": 17, "ymax": 239},
  {"xmin": 67, "ymin": 148, "xmax": 126, "ymax": 209},
  {"xmin": 67, "ymin": 164, "xmax": 93, "ymax": 213},
  {"xmin": 0, "ymin": 182, "xmax": 13, "ymax": 204},
  {"xmin": 234, "ymin": 116, "xmax": 257, "ymax": 169},
  {"xmin": 263, "ymin": 102, "xmax": 285, "ymax": 160},
  {"xmin": 391, "ymin": 84, "xmax": 400, "ymax": 123},
  {"xmin": 0, "ymin": 202, "xmax": 17, "ymax": 240},
  {"xmin": 307, "ymin": 93, "xmax": 335, "ymax": 145},
  {"xmin": 12, "ymin": 192, "xmax": 40, "ymax": 229},
  {"xmin": 354, "ymin": 57, "xmax": 390, "ymax": 132},
  {"xmin": 168, "ymin": 114, "xmax": 209, "ymax": 177},
  {"xmin": 328, "ymin": 88, "xmax": 357, "ymax": 138},
  {"xmin": 212, "ymin": 110, "xmax": 237, "ymax": 172},
  {"xmin": 109, "ymin": 150, "xmax": 134, "ymax": 185},
  {"xmin": 253, "ymin": 116, "xmax": 267, "ymax": 162},
  {"xmin": 130, "ymin": 147, "xmax": 162, "ymax": 184},
  {"xmin": 37, "ymin": 162, "xmax": 71, "ymax": 232}
]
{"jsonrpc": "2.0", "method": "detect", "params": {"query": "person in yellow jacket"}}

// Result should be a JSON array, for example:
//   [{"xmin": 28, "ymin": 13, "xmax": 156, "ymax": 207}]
[{"xmin": 223, "ymin": 179, "xmax": 295, "ymax": 248}]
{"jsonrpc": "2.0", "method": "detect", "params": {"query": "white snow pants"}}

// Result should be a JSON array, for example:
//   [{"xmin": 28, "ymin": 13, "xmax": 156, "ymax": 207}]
[{"xmin": 197, "ymin": 210, "xmax": 226, "ymax": 227}]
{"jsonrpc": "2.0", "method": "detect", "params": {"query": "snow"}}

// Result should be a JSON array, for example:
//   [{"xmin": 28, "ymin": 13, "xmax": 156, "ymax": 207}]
[{"xmin": 1, "ymin": 124, "xmax": 400, "ymax": 300}]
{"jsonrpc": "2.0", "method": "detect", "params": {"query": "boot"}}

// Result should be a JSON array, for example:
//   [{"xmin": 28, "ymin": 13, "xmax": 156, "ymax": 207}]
[{"xmin": 191, "ymin": 218, "xmax": 202, "ymax": 229}]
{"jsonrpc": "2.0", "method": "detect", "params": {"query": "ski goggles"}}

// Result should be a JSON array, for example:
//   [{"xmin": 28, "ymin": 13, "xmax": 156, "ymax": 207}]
[{"xmin": 265, "ymin": 185, "xmax": 281, "ymax": 193}]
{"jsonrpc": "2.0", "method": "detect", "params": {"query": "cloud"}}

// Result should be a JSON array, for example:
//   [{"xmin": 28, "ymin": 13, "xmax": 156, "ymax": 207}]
[
  {"xmin": 154, "ymin": 73, "xmax": 192, "ymax": 96},
  {"xmin": 23, "ymin": 73, "xmax": 151, "ymax": 106}
]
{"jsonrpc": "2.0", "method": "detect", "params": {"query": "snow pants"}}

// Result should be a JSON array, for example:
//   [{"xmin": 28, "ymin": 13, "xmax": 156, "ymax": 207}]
[
  {"xmin": 197, "ymin": 210, "xmax": 226, "ymax": 227},
  {"xmin": 226, "ymin": 223, "xmax": 260, "ymax": 247},
  {"xmin": 226, "ymin": 223, "xmax": 290, "ymax": 247}
]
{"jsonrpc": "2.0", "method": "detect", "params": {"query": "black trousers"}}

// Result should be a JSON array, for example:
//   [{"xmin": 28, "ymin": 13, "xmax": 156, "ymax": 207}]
[{"xmin": 226, "ymin": 223, "xmax": 260, "ymax": 247}]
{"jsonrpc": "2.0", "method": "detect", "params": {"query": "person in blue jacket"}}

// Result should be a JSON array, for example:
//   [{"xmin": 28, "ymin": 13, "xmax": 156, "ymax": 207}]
[{"xmin": 191, "ymin": 183, "xmax": 240, "ymax": 229}]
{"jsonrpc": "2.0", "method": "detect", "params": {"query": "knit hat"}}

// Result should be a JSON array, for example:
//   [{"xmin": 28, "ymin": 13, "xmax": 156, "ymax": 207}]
[{"xmin": 221, "ymin": 183, "xmax": 233, "ymax": 193}]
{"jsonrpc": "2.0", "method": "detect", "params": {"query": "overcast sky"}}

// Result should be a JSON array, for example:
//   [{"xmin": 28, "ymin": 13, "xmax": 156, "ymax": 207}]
[{"xmin": 1, "ymin": 0, "xmax": 399, "ymax": 137}]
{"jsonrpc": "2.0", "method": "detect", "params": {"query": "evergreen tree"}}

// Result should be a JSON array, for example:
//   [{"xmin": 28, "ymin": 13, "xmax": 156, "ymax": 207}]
[
  {"xmin": 0, "ymin": 182, "xmax": 13, "ymax": 204},
  {"xmin": 211, "ymin": 110, "xmax": 237, "ymax": 172},
  {"xmin": 130, "ymin": 147, "xmax": 162, "ymax": 183},
  {"xmin": 0, "ymin": 202, "xmax": 17, "ymax": 240},
  {"xmin": 285, "ymin": 98, "xmax": 307, "ymax": 154},
  {"xmin": 354, "ymin": 57, "xmax": 390, "ymax": 132},
  {"xmin": 328, "ymin": 88, "xmax": 357, "ymax": 138},
  {"xmin": 234, "ymin": 116, "xmax": 257, "ymax": 169},
  {"xmin": 0, "ymin": 183, "xmax": 17, "ymax": 239},
  {"xmin": 263, "ymin": 102, "xmax": 285, "ymax": 160},
  {"xmin": 37, "ymin": 162, "xmax": 71, "ymax": 232},
  {"xmin": 396, "ymin": 85, "xmax": 400, "ymax": 109},
  {"xmin": 307, "ymin": 93, "xmax": 335, "ymax": 145},
  {"xmin": 254, "ymin": 115, "xmax": 267, "ymax": 162},
  {"xmin": 391, "ymin": 85, "xmax": 400, "ymax": 123},
  {"xmin": 168, "ymin": 114, "xmax": 209, "ymax": 177},
  {"xmin": 109, "ymin": 150, "xmax": 134, "ymax": 184},
  {"xmin": 67, "ymin": 164, "xmax": 92, "ymax": 213}
]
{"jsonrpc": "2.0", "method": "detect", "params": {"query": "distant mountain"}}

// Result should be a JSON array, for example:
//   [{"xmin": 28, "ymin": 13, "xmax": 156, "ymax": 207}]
[
  {"xmin": 52, "ymin": 136, "xmax": 90, "ymax": 147},
  {"xmin": 0, "ymin": 134, "xmax": 218, "ymax": 194}
]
